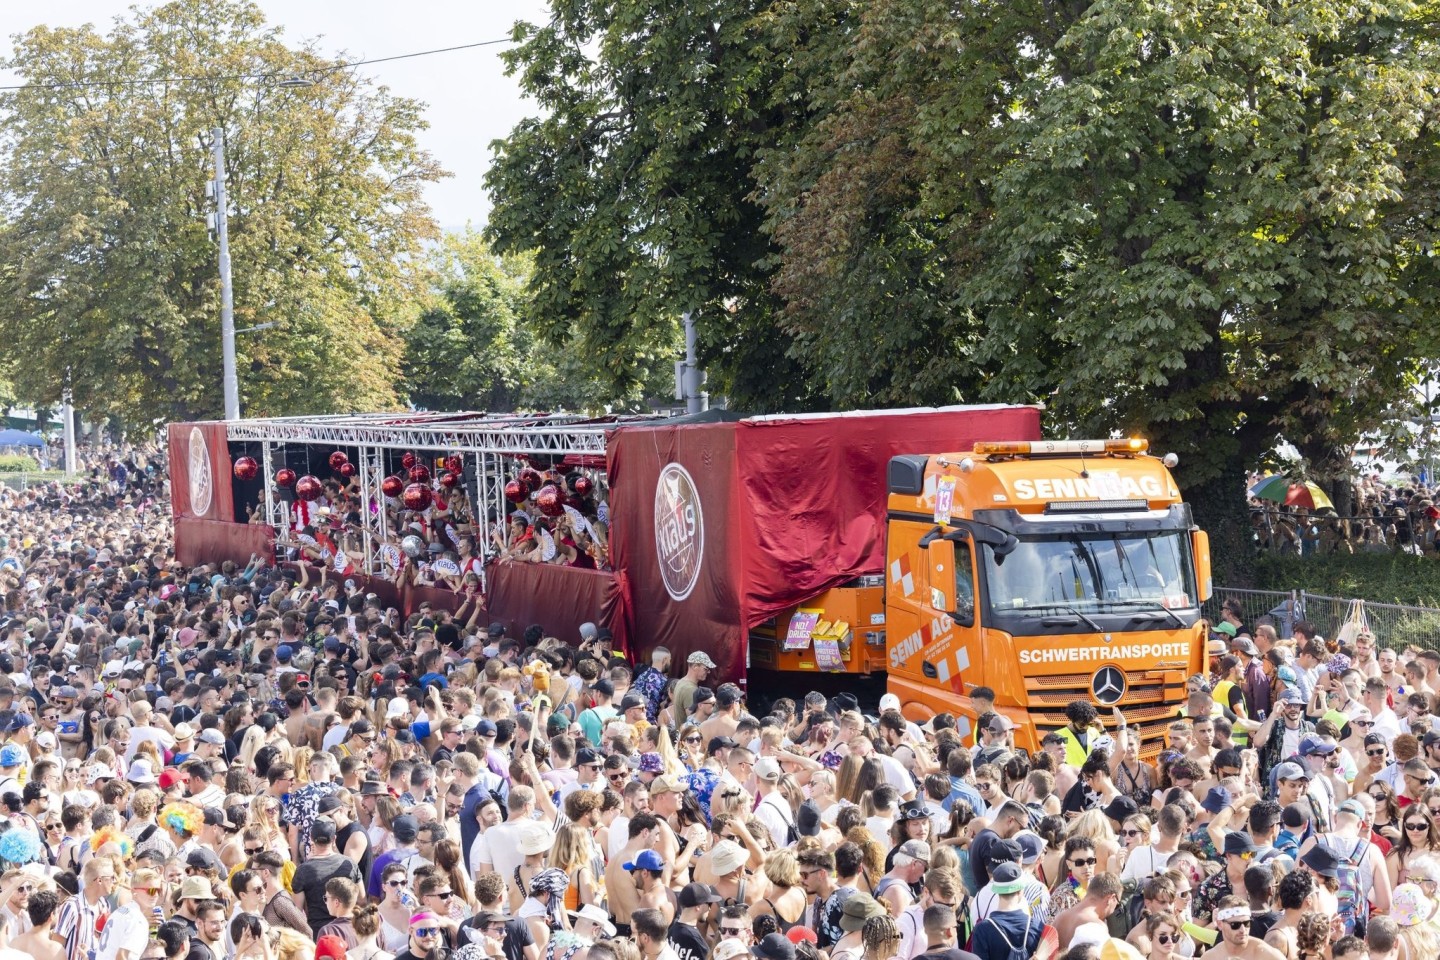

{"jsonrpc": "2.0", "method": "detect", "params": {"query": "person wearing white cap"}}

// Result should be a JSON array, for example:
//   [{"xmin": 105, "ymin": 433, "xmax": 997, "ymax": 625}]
[
  {"xmin": 878, "ymin": 694, "xmax": 925, "ymax": 742},
  {"xmin": 753, "ymin": 758, "xmax": 797, "ymax": 849},
  {"xmin": 672, "ymin": 653, "xmax": 716, "ymax": 725}
]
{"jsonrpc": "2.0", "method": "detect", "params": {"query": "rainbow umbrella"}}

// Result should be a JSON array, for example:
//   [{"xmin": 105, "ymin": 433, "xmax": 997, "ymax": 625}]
[{"xmin": 1249, "ymin": 475, "xmax": 1333, "ymax": 510}]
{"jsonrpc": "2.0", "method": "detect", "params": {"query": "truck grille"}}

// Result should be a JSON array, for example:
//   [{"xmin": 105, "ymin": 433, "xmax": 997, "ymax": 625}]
[{"xmin": 1024, "ymin": 671, "xmax": 1184, "ymax": 755}]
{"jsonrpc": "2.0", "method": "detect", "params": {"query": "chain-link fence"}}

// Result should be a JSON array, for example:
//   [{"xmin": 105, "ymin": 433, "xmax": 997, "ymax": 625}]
[{"xmin": 1207, "ymin": 586, "xmax": 1440, "ymax": 651}]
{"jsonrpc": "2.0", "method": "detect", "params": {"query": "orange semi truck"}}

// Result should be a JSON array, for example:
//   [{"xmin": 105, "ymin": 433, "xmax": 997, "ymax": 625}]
[{"xmin": 750, "ymin": 438, "xmax": 1211, "ymax": 752}]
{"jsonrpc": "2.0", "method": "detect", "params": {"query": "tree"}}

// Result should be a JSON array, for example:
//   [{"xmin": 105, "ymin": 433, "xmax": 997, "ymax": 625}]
[
  {"xmin": 403, "ymin": 230, "xmax": 673, "ymax": 413},
  {"xmin": 0, "ymin": 0, "xmax": 443, "ymax": 428},
  {"xmin": 484, "ymin": 0, "xmax": 824, "ymax": 413}
]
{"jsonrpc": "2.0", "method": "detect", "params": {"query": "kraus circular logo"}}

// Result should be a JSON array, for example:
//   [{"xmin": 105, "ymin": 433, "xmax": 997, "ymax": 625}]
[
  {"xmin": 188, "ymin": 426, "xmax": 213, "ymax": 517},
  {"xmin": 654, "ymin": 462, "xmax": 703, "ymax": 602}
]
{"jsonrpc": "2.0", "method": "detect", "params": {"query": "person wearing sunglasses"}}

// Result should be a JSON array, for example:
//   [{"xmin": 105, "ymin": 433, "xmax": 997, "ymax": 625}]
[
  {"xmin": 1142, "ymin": 911, "xmax": 1183, "ymax": 960},
  {"xmin": 1207, "ymin": 897, "xmax": 1272, "ymax": 959},
  {"xmin": 95, "ymin": 867, "xmax": 163, "ymax": 960},
  {"xmin": 1389, "ymin": 802, "xmax": 1440, "ymax": 889},
  {"xmin": 1192, "ymin": 833, "xmax": 1259, "ymax": 927},
  {"xmin": 1045, "ymin": 836, "xmax": 1097, "ymax": 920}
]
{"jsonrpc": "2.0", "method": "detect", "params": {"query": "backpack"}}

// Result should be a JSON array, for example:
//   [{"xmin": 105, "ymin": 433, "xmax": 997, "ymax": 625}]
[
  {"xmin": 977, "ymin": 911, "xmax": 1036, "ymax": 960},
  {"xmin": 1330, "ymin": 837, "xmax": 1371, "ymax": 937},
  {"xmin": 1106, "ymin": 877, "xmax": 1145, "ymax": 939}
]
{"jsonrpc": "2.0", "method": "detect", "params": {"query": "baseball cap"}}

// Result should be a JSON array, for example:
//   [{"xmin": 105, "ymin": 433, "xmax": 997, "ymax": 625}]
[
  {"xmin": 316, "ymin": 795, "xmax": 345, "ymax": 815},
  {"xmin": 310, "ymin": 819, "xmax": 337, "ymax": 844},
  {"xmin": 197, "ymin": 729, "xmax": 225, "ymax": 746},
  {"xmin": 878, "ymin": 693, "xmax": 902, "ymax": 714},
  {"xmin": 1299, "ymin": 735, "xmax": 1337, "ymax": 756},
  {"xmin": 623, "ymin": 850, "xmax": 666, "ymax": 872},
  {"xmin": 591, "ymin": 679, "xmax": 614, "ymax": 698},
  {"xmin": 1279, "ymin": 688, "xmax": 1305, "ymax": 705},
  {"xmin": 754, "ymin": 757, "xmax": 782, "ymax": 782},
  {"xmin": 986, "ymin": 838, "xmax": 1023, "ymax": 868},
  {"xmin": 1014, "ymin": 831, "xmax": 1046, "ymax": 865},
  {"xmin": 687, "ymin": 652, "xmax": 717, "ymax": 669},
  {"xmin": 1102, "ymin": 796, "xmax": 1139, "ymax": 823},
  {"xmin": 1231, "ymin": 637, "xmax": 1259, "ymax": 656},
  {"xmin": 619, "ymin": 692, "xmax": 646, "ymax": 711},
  {"xmin": 896, "ymin": 840, "xmax": 931, "ymax": 862},
  {"xmin": 990, "ymin": 862, "xmax": 1024, "ymax": 895},
  {"xmin": 649, "ymin": 775, "xmax": 687, "ymax": 795},
  {"xmin": 751, "ymin": 933, "xmax": 796, "ymax": 960},
  {"xmin": 391, "ymin": 816, "xmax": 419, "ymax": 843},
  {"xmin": 677, "ymin": 882, "xmax": 722, "ymax": 908},
  {"xmin": 707, "ymin": 736, "xmax": 738, "ymax": 755},
  {"xmin": 1273, "ymin": 761, "xmax": 1310, "ymax": 782}
]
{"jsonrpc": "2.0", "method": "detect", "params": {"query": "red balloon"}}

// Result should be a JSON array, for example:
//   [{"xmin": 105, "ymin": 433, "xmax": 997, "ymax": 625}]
[
  {"xmin": 401, "ymin": 452, "xmax": 417, "ymax": 471},
  {"xmin": 445, "ymin": 455, "xmax": 463, "ymax": 474},
  {"xmin": 409, "ymin": 464, "xmax": 431, "ymax": 484},
  {"xmin": 535, "ymin": 484, "xmax": 564, "ymax": 517},
  {"xmin": 338, "ymin": 462, "xmax": 357, "ymax": 478},
  {"xmin": 438, "ymin": 471, "xmax": 459, "ymax": 489},
  {"xmin": 233, "ymin": 457, "xmax": 259, "ymax": 481},
  {"xmin": 402, "ymin": 483, "xmax": 433, "ymax": 512},
  {"xmin": 573, "ymin": 475, "xmax": 594, "ymax": 497},
  {"xmin": 328, "ymin": 451, "xmax": 349, "ymax": 470},
  {"xmin": 295, "ymin": 475, "xmax": 323, "ymax": 502},
  {"xmin": 504, "ymin": 480, "xmax": 527, "ymax": 503},
  {"xmin": 275, "ymin": 468, "xmax": 297, "ymax": 489},
  {"xmin": 518, "ymin": 468, "xmax": 544, "ymax": 492},
  {"xmin": 381, "ymin": 475, "xmax": 404, "ymax": 498}
]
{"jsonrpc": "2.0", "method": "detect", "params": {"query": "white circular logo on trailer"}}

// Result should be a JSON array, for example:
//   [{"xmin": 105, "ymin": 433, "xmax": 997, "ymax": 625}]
[
  {"xmin": 188, "ymin": 426, "xmax": 213, "ymax": 517},
  {"xmin": 654, "ymin": 463, "xmax": 703, "ymax": 602}
]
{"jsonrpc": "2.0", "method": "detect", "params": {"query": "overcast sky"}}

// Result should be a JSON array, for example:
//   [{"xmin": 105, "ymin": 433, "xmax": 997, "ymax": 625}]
[{"xmin": 0, "ymin": 1, "xmax": 553, "ymax": 232}]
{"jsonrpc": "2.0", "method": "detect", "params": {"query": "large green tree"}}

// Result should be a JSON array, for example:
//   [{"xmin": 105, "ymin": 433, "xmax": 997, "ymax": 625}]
[
  {"xmin": 0, "ymin": 0, "xmax": 443, "ymax": 427},
  {"xmin": 491, "ymin": 0, "xmax": 1440, "ymax": 573},
  {"xmin": 403, "ymin": 230, "xmax": 671, "ymax": 413}
]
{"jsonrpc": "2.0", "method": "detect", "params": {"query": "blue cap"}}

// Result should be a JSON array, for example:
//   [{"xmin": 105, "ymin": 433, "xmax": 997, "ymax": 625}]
[
  {"xmin": 323, "ymin": 637, "xmax": 341, "ymax": 651},
  {"xmin": 5, "ymin": 715, "xmax": 34, "ymax": 733},
  {"xmin": 276, "ymin": 644, "xmax": 293, "ymax": 661},
  {"xmin": 0, "ymin": 744, "xmax": 26, "ymax": 767},
  {"xmin": 476, "ymin": 719, "xmax": 497, "ymax": 736},
  {"xmin": 624, "ymin": 849, "xmax": 666, "ymax": 873},
  {"xmin": 1299, "ymin": 734, "xmax": 1337, "ymax": 756}
]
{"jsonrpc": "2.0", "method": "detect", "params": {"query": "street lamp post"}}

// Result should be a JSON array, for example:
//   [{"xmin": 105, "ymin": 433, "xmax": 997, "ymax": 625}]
[{"xmin": 211, "ymin": 126, "xmax": 239, "ymax": 421}]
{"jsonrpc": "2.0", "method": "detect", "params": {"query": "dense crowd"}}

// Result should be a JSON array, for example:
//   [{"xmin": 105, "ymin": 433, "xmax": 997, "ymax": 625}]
[
  {"xmin": 0, "ymin": 453, "xmax": 1434, "ymax": 960},
  {"xmin": 1250, "ymin": 472, "xmax": 1440, "ymax": 556}
]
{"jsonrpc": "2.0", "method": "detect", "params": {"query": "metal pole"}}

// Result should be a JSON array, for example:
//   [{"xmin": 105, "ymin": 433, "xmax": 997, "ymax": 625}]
[
  {"xmin": 683, "ymin": 310, "xmax": 708, "ymax": 414},
  {"xmin": 62, "ymin": 369, "xmax": 76, "ymax": 477},
  {"xmin": 213, "ymin": 127, "xmax": 239, "ymax": 421}
]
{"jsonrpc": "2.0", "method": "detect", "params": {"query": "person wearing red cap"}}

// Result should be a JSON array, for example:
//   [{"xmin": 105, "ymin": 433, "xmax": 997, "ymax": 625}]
[{"xmin": 315, "ymin": 935, "xmax": 348, "ymax": 960}]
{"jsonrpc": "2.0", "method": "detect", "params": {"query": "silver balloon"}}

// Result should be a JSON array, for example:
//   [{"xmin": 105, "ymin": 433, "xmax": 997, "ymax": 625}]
[{"xmin": 401, "ymin": 535, "xmax": 426, "ymax": 559}]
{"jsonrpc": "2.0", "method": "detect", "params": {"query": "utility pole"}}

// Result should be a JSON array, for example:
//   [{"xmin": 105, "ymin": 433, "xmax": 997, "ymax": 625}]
[
  {"xmin": 211, "ymin": 127, "xmax": 239, "ymax": 420},
  {"xmin": 674, "ymin": 310, "xmax": 709, "ymax": 414},
  {"xmin": 62, "ymin": 369, "xmax": 76, "ymax": 476}
]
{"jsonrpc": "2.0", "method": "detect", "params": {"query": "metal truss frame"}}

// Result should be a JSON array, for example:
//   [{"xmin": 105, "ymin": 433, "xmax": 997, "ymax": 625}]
[{"xmin": 226, "ymin": 412, "xmax": 657, "ymax": 581}]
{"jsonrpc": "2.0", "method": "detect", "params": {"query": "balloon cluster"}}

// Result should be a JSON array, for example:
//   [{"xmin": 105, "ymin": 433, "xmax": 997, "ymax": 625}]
[{"xmin": 328, "ymin": 450, "xmax": 349, "ymax": 471}]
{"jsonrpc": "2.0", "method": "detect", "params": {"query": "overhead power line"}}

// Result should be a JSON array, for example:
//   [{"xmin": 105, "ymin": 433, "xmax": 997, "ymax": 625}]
[{"xmin": 0, "ymin": 37, "xmax": 513, "ymax": 91}]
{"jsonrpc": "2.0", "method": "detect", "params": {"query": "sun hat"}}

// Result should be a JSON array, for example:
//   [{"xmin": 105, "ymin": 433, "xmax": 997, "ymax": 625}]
[
  {"xmin": 1391, "ymin": 883, "xmax": 1433, "ymax": 927},
  {"xmin": 838, "ymin": 895, "xmax": 886, "ymax": 933},
  {"xmin": 709, "ymin": 840, "xmax": 747, "ymax": 876}
]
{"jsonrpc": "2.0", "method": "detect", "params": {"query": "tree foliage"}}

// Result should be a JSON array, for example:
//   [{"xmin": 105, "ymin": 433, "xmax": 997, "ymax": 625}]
[
  {"xmin": 0, "ymin": 0, "xmax": 444, "ymax": 427},
  {"xmin": 403, "ymin": 230, "xmax": 670, "ymax": 414},
  {"xmin": 490, "ymin": 0, "xmax": 1440, "ymax": 569}
]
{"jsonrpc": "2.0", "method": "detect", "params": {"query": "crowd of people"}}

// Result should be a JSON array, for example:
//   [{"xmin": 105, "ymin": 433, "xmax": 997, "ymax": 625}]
[
  {"xmin": 267, "ymin": 463, "xmax": 611, "ymax": 593},
  {"xmin": 1249, "ymin": 472, "xmax": 1440, "ymax": 556},
  {"xmin": 0, "ymin": 448, "xmax": 1432, "ymax": 960}
]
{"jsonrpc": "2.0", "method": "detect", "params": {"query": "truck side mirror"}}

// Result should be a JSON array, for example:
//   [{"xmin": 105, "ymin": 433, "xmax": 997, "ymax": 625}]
[
  {"xmin": 928, "ymin": 541, "xmax": 958, "ymax": 613},
  {"xmin": 1192, "ymin": 529, "xmax": 1212, "ymax": 603}
]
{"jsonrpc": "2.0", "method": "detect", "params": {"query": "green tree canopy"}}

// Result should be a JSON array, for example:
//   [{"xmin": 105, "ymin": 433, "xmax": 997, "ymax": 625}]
[
  {"xmin": 403, "ymin": 229, "xmax": 672, "ymax": 414},
  {"xmin": 489, "ymin": 0, "xmax": 1440, "ymax": 568},
  {"xmin": 0, "ymin": 0, "xmax": 444, "ymax": 428}
]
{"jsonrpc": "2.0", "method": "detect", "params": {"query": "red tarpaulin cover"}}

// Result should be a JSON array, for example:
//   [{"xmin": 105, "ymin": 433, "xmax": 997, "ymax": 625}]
[
  {"xmin": 606, "ymin": 406, "xmax": 1042, "ymax": 683},
  {"xmin": 168, "ymin": 422, "xmax": 241, "ymax": 564}
]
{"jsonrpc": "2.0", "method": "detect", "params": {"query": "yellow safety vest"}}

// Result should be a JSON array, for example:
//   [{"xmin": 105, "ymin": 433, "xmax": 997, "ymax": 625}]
[
  {"xmin": 1055, "ymin": 725, "xmax": 1092, "ymax": 768},
  {"xmin": 1213, "ymin": 679, "xmax": 1249, "ymax": 747}
]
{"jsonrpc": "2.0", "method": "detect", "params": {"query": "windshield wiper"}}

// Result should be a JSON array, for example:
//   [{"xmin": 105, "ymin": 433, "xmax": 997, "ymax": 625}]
[
  {"xmin": 1026, "ymin": 602, "xmax": 1105, "ymax": 633},
  {"xmin": 1103, "ymin": 598, "xmax": 1185, "ymax": 628}
]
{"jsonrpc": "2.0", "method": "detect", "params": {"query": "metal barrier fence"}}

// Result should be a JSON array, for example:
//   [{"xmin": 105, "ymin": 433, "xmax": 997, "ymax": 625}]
[{"xmin": 1207, "ymin": 587, "xmax": 1440, "ymax": 651}]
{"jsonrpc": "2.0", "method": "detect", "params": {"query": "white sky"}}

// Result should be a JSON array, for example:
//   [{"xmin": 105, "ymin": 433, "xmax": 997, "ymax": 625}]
[{"xmin": 0, "ymin": 1, "xmax": 554, "ymax": 232}]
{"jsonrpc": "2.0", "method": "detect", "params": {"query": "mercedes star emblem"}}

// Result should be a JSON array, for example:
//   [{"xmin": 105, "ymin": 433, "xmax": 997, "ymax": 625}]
[{"xmin": 1091, "ymin": 666, "xmax": 1126, "ymax": 706}]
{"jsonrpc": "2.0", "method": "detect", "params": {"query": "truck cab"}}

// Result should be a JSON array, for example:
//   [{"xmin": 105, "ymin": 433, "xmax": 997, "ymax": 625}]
[{"xmin": 884, "ymin": 439, "xmax": 1211, "ymax": 753}]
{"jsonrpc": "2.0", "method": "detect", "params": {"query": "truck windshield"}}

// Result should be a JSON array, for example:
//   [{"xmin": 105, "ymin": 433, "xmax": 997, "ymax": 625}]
[{"xmin": 983, "ymin": 530, "xmax": 1197, "ymax": 613}]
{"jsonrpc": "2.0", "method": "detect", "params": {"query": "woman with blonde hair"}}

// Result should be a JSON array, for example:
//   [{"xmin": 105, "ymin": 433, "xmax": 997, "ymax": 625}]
[
  {"xmin": 549, "ymin": 824, "xmax": 601, "ymax": 914},
  {"xmin": 237, "ymin": 725, "xmax": 267, "ymax": 773},
  {"xmin": 369, "ymin": 739, "xmax": 402, "ymax": 782},
  {"xmin": 245, "ymin": 795, "xmax": 289, "ymax": 857},
  {"xmin": 751, "ymin": 849, "xmax": 807, "ymax": 932},
  {"xmin": 291, "ymin": 748, "xmax": 314, "ymax": 787},
  {"xmin": 1068, "ymin": 808, "xmax": 1122, "ymax": 874}
]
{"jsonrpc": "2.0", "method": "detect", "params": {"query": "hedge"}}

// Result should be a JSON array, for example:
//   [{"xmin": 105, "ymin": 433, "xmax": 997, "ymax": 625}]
[
  {"xmin": 0, "ymin": 455, "xmax": 38, "ymax": 473},
  {"xmin": 1251, "ymin": 552, "xmax": 1440, "ymax": 608}
]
